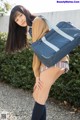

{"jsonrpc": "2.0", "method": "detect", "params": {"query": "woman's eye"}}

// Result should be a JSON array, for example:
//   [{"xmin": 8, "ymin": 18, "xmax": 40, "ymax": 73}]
[
  {"xmin": 15, "ymin": 18, "xmax": 18, "ymax": 23},
  {"xmin": 20, "ymin": 14, "xmax": 22, "ymax": 17},
  {"xmin": 16, "ymin": 19, "xmax": 18, "ymax": 22}
]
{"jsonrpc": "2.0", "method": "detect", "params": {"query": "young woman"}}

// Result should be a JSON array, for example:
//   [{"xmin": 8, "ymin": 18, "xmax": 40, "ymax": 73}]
[{"xmin": 6, "ymin": 5, "xmax": 69, "ymax": 120}]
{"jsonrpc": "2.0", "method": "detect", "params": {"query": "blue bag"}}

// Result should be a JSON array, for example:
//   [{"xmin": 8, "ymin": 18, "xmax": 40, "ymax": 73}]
[{"xmin": 31, "ymin": 21, "xmax": 80, "ymax": 67}]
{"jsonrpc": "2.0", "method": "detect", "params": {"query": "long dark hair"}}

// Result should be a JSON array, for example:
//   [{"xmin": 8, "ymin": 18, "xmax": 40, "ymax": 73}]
[{"xmin": 5, "ymin": 5, "xmax": 36, "ymax": 53}]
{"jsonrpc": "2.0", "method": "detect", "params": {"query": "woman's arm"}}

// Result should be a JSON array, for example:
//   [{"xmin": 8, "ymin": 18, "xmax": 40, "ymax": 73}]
[{"xmin": 32, "ymin": 17, "xmax": 49, "ymax": 78}]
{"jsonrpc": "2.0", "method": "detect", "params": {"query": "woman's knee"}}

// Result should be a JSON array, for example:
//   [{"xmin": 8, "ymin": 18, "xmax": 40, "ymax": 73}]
[
  {"xmin": 32, "ymin": 84, "xmax": 51, "ymax": 105},
  {"xmin": 33, "ymin": 93, "xmax": 48, "ymax": 105}
]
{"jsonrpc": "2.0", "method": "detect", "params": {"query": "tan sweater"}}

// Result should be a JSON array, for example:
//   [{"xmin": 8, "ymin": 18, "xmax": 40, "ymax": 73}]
[{"xmin": 32, "ymin": 17, "xmax": 69, "ymax": 78}]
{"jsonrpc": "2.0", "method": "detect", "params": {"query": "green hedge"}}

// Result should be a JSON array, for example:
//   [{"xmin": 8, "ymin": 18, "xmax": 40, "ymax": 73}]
[
  {"xmin": 0, "ymin": 33, "xmax": 35, "ymax": 90},
  {"xmin": 0, "ymin": 49, "xmax": 35, "ymax": 89},
  {"xmin": 0, "ymin": 33, "xmax": 80, "ymax": 107}
]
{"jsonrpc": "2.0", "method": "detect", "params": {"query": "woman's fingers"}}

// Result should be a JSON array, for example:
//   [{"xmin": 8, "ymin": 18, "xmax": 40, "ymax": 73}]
[
  {"xmin": 34, "ymin": 80, "xmax": 43, "ymax": 91},
  {"xmin": 38, "ymin": 80, "xmax": 43, "ymax": 89}
]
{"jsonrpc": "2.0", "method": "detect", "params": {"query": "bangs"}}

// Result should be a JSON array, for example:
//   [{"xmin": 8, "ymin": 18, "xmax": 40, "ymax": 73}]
[{"xmin": 13, "ymin": 11, "xmax": 21, "ymax": 20}]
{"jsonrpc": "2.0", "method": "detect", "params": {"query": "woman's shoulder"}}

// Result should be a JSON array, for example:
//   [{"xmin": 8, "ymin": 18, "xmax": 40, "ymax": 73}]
[{"xmin": 32, "ymin": 16, "xmax": 45, "ymax": 25}]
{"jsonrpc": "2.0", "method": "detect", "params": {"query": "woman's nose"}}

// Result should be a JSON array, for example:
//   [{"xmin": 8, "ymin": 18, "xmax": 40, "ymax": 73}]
[{"xmin": 20, "ymin": 19, "xmax": 24, "ymax": 24}]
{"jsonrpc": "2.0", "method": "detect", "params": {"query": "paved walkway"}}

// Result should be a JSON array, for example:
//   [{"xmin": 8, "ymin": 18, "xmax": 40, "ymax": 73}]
[{"xmin": 0, "ymin": 82, "xmax": 80, "ymax": 120}]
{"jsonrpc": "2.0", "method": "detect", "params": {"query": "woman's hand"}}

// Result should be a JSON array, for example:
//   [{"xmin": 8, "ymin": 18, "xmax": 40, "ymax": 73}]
[{"xmin": 33, "ymin": 77, "xmax": 43, "ymax": 91}]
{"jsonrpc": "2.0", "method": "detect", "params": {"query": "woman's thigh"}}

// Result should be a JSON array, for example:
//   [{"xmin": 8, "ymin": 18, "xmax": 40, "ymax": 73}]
[
  {"xmin": 40, "ymin": 66, "xmax": 65, "ymax": 85},
  {"xmin": 33, "ymin": 66, "xmax": 65, "ymax": 104}
]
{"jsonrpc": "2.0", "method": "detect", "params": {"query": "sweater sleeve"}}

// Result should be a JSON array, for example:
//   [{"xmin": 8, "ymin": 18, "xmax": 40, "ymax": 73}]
[{"xmin": 32, "ymin": 17, "xmax": 49, "ymax": 77}]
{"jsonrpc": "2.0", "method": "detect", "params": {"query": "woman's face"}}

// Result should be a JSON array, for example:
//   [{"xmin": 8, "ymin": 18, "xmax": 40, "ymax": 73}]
[{"xmin": 15, "ymin": 11, "xmax": 27, "ymax": 27}]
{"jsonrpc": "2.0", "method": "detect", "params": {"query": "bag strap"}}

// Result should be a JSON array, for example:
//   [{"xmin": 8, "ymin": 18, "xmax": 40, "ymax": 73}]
[
  {"xmin": 42, "ymin": 36, "xmax": 60, "ymax": 52},
  {"xmin": 40, "ymin": 15, "xmax": 74, "ymax": 41}
]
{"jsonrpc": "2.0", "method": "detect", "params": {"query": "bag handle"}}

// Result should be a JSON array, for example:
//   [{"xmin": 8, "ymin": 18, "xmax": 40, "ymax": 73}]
[{"xmin": 40, "ymin": 15, "xmax": 74, "ymax": 41}]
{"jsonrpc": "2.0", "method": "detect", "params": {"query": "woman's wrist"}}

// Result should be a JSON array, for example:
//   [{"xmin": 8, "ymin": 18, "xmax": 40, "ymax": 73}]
[
  {"xmin": 36, "ymin": 77, "xmax": 40, "ymax": 79},
  {"xmin": 35, "ymin": 77, "xmax": 40, "ymax": 83}
]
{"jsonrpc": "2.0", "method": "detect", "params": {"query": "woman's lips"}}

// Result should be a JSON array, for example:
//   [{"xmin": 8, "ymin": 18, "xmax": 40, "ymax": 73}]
[{"xmin": 22, "ymin": 21, "xmax": 26, "ymax": 25}]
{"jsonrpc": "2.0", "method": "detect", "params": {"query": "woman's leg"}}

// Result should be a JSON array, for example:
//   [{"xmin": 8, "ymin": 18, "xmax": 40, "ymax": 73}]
[
  {"xmin": 33, "ymin": 66, "xmax": 65, "ymax": 105},
  {"xmin": 31, "ymin": 102, "xmax": 45, "ymax": 120},
  {"xmin": 32, "ymin": 66, "xmax": 65, "ymax": 120},
  {"xmin": 40, "ymin": 104, "xmax": 46, "ymax": 120}
]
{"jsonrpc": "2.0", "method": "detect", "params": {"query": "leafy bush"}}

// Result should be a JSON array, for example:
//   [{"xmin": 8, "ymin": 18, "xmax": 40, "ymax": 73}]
[
  {"xmin": 0, "ymin": 32, "xmax": 7, "ymax": 52},
  {"xmin": 0, "ymin": 33, "xmax": 35, "ymax": 90},
  {"xmin": 0, "ymin": 49, "xmax": 35, "ymax": 90},
  {"xmin": 0, "ymin": 33, "xmax": 80, "ymax": 107}
]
